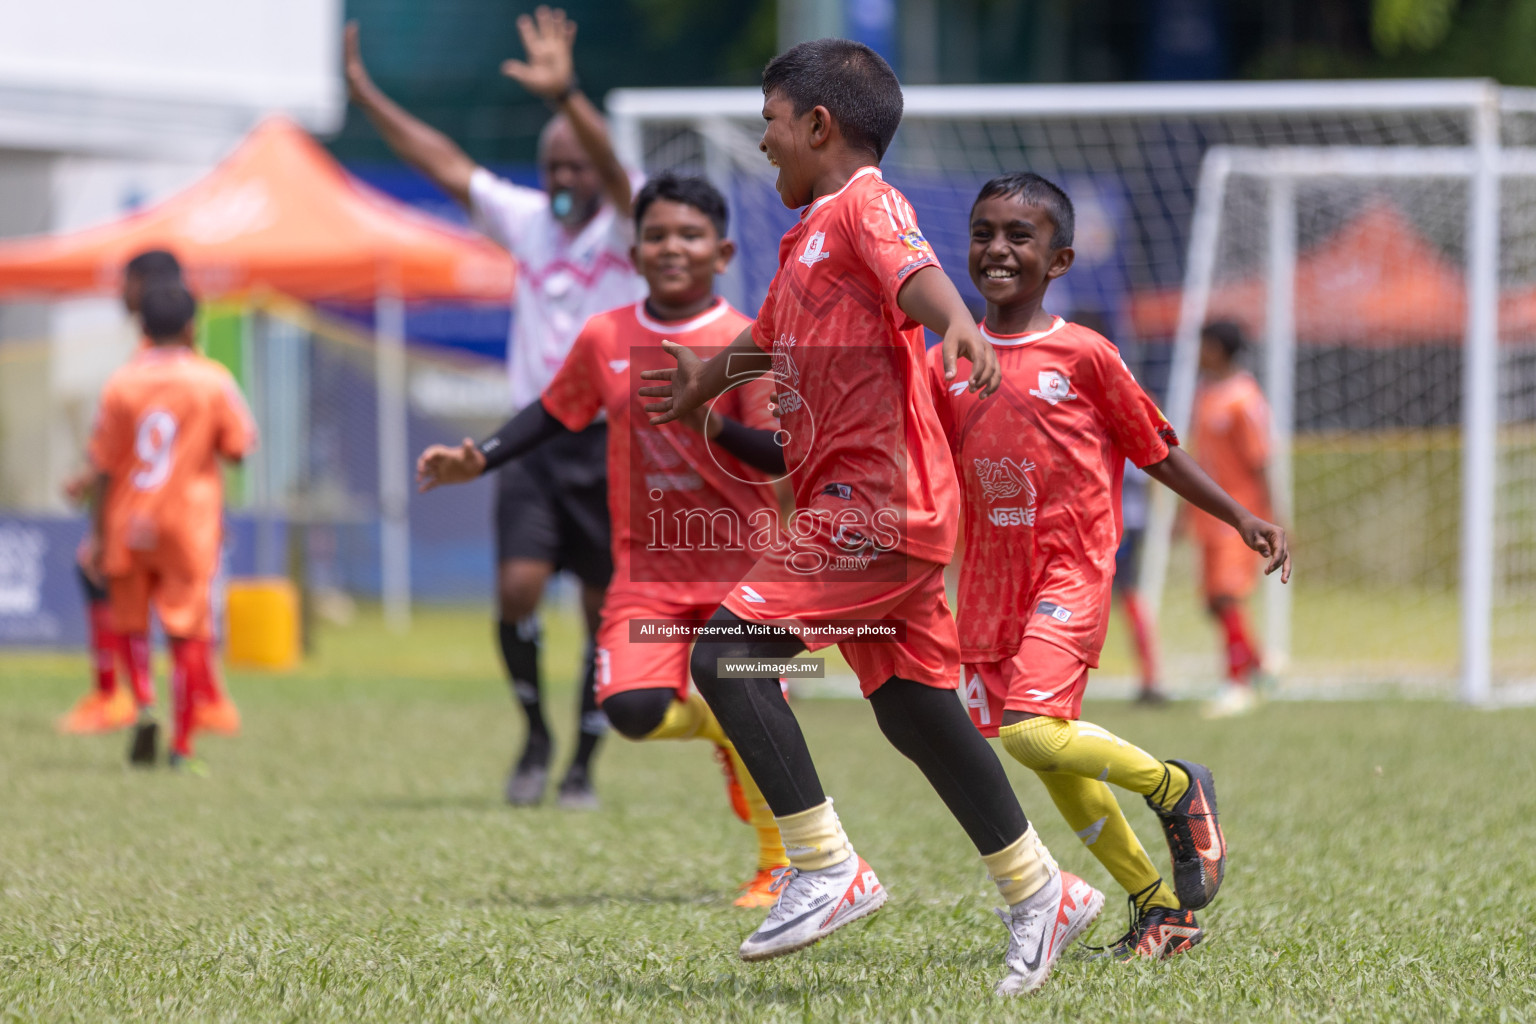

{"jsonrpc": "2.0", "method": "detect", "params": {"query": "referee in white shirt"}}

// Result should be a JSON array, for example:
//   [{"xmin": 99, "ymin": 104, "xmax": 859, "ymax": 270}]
[{"xmin": 346, "ymin": 7, "xmax": 644, "ymax": 808}]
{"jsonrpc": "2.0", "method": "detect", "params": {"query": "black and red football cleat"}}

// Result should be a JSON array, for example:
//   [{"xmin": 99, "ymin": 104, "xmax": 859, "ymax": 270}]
[{"xmin": 1146, "ymin": 759, "xmax": 1226, "ymax": 910}]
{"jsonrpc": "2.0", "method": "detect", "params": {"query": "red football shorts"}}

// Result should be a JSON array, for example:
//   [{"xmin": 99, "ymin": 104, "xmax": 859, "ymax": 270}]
[
  {"xmin": 593, "ymin": 591, "xmax": 714, "ymax": 704},
  {"xmin": 108, "ymin": 549, "xmax": 214, "ymax": 640},
  {"xmin": 720, "ymin": 554, "xmax": 959, "ymax": 697},
  {"xmin": 963, "ymin": 635, "xmax": 1090, "ymax": 737},
  {"xmin": 1200, "ymin": 533, "xmax": 1262, "ymax": 601}
]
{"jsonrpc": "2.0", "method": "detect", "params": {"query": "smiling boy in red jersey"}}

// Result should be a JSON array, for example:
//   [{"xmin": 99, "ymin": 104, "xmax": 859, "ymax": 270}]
[
  {"xmin": 417, "ymin": 174, "xmax": 792, "ymax": 905},
  {"xmin": 929, "ymin": 172, "xmax": 1291, "ymax": 959},
  {"xmin": 639, "ymin": 41, "xmax": 1102, "ymax": 996}
]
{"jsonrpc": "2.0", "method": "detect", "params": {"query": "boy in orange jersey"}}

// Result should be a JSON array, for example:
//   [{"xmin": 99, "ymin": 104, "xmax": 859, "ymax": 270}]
[
  {"xmin": 86, "ymin": 283, "xmax": 256, "ymax": 770},
  {"xmin": 58, "ymin": 250, "xmax": 182, "ymax": 735},
  {"xmin": 1191, "ymin": 320, "xmax": 1274, "ymax": 719},
  {"xmin": 417, "ymin": 174, "xmax": 791, "ymax": 905},
  {"xmin": 929, "ymin": 172, "xmax": 1289, "ymax": 960},
  {"xmin": 640, "ymin": 42, "xmax": 1100, "ymax": 996}
]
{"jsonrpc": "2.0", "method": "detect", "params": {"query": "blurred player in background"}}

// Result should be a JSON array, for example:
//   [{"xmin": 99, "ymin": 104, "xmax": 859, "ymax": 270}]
[
  {"xmin": 640, "ymin": 41, "xmax": 1103, "ymax": 996},
  {"xmin": 1191, "ymin": 321, "xmax": 1274, "ymax": 719},
  {"xmin": 1071, "ymin": 310, "xmax": 1164, "ymax": 704},
  {"xmin": 85, "ymin": 283, "xmax": 256, "ymax": 771},
  {"xmin": 58, "ymin": 250, "xmax": 182, "ymax": 734},
  {"xmin": 1115, "ymin": 462, "xmax": 1165, "ymax": 703},
  {"xmin": 932, "ymin": 172, "xmax": 1288, "ymax": 960},
  {"xmin": 346, "ymin": 6, "xmax": 645, "ymax": 806},
  {"xmin": 417, "ymin": 174, "xmax": 790, "ymax": 901}
]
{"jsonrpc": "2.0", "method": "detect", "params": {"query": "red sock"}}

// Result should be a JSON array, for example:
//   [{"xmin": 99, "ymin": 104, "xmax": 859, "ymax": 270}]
[
  {"xmin": 125, "ymin": 633, "xmax": 155, "ymax": 708},
  {"xmin": 170, "ymin": 639, "xmax": 211, "ymax": 758},
  {"xmin": 87, "ymin": 600, "xmax": 121, "ymax": 697},
  {"xmin": 1217, "ymin": 604, "xmax": 1260, "ymax": 683},
  {"xmin": 1121, "ymin": 591, "xmax": 1161, "ymax": 692}
]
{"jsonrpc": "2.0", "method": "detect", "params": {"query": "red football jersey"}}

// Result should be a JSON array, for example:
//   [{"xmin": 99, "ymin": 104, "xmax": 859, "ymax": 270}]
[
  {"xmin": 748, "ymin": 166, "xmax": 957, "ymax": 566},
  {"xmin": 928, "ymin": 317, "xmax": 1178, "ymax": 664},
  {"xmin": 88, "ymin": 345, "xmax": 256, "ymax": 577},
  {"xmin": 541, "ymin": 299, "xmax": 779, "ymax": 602}
]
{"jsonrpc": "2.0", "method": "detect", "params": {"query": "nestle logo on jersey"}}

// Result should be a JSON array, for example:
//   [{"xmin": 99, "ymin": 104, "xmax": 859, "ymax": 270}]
[
  {"xmin": 798, "ymin": 230, "xmax": 831, "ymax": 266},
  {"xmin": 988, "ymin": 506, "xmax": 1034, "ymax": 527}
]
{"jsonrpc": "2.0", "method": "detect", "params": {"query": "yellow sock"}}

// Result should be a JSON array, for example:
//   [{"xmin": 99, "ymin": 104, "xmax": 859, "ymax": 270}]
[
  {"xmin": 980, "ymin": 825, "xmax": 1057, "ymax": 906},
  {"xmin": 725, "ymin": 744, "xmax": 789, "ymax": 870},
  {"xmin": 643, "ymin": 692, "xmax": 727, "ymax": 745},
  {"xmin": 776, "ymin": 798, "xmax": 852, "ymax": 871},
  {"xmin": 1034, "ymin": 771, "xmax": 1178, "ymax": 911},
  {"xmin": 999, "ymin": 716, "xmax": 1189, "ymax": 810}
]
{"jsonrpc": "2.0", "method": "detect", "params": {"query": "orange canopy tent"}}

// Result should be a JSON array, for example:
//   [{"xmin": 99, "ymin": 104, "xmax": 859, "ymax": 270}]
[
  {"xmin": 0, "ymin": 116, "xmax": 516, "ymax": 630},
  {"xmin": 1128, "ymin": 203, "xmax": 1471, "ymax": 346},
  {"xmin": 0, "ymin": 116, "xmax": 513, "ymax": 302}
]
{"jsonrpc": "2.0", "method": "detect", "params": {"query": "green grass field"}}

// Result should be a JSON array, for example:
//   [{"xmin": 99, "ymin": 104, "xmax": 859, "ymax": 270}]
[{"xmin": 3, "ymin": 606, "xmax": 1534, "ymax": 1022}]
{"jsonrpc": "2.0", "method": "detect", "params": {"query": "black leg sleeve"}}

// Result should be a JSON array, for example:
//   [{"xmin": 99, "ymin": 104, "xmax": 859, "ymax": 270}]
[
  {"xmin": 689, "ymin": 607, "xmax": 823, "ymax": 816},
  {"xmin": 597, "ymin": 687, "xmax": 677, "ymax": 740},
  {"xmin": 868, "ymin": 678, "xmax": 1029, "ymax": 856},
  {"xmin": 498, "ymin": 616, "xmax": 549, "ymax": 739},
  {"xmin": 570, "ymin": 641, "xmax": 606, "ymax": 769}
]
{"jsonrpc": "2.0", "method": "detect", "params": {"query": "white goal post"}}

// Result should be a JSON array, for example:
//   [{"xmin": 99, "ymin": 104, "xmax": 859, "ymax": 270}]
[{"xmin": 1143, "ymin": 141, "xmax": 1536, "ymax": 706}]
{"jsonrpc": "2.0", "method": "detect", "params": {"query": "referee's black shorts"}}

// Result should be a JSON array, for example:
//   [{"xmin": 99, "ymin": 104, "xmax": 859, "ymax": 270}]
[{"xmin": 494, "ymin": 420, "xmax": 613, "ymax": 590}]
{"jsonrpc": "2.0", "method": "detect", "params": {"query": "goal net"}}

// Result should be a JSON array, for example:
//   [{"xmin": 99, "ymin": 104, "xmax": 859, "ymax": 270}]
[{"xmin": 609, "ymin": 81, "xmax": 1536, "ymax": 703}]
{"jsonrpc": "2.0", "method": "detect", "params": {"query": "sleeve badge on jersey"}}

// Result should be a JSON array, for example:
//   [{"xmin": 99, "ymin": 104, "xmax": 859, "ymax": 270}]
[{"xmin": 898, "ymin": 228, "xmax": 932, "ymax": 254}]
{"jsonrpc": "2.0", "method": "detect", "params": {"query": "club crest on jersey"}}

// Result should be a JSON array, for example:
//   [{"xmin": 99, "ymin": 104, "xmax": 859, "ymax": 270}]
[
  {"xmin": 1030, "ymin": 370, "xmax": 1078, "ymax": 405},
  {"xmin": 798, "ymin": 230, "xmax": 831, "ymax": 266}
]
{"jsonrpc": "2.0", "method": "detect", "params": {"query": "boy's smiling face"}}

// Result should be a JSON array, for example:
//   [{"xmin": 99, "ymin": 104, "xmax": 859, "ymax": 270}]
[
  {"xmin": 632, "ymin": 198, "xmax": 733, "ymax": 311},
  {"xmin": 968, "ymin": 196, "xmax": 1073, "ymax": 311},
  {"xmin": 759, "ymin": 90, "xmax": 820, "ymax": 209}
]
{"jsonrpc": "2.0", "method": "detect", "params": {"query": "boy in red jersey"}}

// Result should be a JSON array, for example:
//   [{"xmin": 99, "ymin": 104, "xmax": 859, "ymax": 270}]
[
  {"xmin": 929, "ymin": 172, "xmax": 1290, "ymax": 960},
  {"xmin": 417, "ymin": 174, "xmax": 792, "ymax": 905},
  {"xmin": 86, "ymin": 283, "xmax": 257, "ymax": 771},
  {"xmin": 640, "ymin": 41, "xmax": 1101, "ymax": 995},
  {"xmin": 1190, "ymin": 320, "xmax": 1274, "ymax": 719}
]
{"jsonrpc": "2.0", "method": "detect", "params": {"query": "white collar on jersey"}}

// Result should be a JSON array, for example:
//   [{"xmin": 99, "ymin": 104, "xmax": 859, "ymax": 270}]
[
  {"xmin": 803, "ymin": 166, "xmax": 884, "ymax": 219},
  {"xmin": 634, "ymin": 297, "xmax": 734, "ymax": 335},
  {"xmin": 981, "ymin": 316, "xmax": 1066, "ymax": 347}
]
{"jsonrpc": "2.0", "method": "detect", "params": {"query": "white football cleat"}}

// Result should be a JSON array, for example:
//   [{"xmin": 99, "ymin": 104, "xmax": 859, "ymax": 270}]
[
  {"xmin": 1201, "ymin": 683, "xmax": 1259, "ymax": 720},
  {"xmin": 995, "ymin": 870, "xmax": 1105, "ymax": 996},
  {"xmin": 738, "ymin": 854, "xmax": 887, "ymax": 962}
]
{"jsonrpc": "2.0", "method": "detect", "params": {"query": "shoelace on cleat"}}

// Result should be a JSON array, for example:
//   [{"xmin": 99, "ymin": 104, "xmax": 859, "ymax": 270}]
[
  {"xmin": 768, "ymin": 865, "xmax": 797, "ymax": 896},
  {"xmin": 993, "ymin": 902, "xmax": 1044, "ymax": 963},
  {"xmin": 1082, "ymin": 880, "xmax": 1163, "ymax": 957}
]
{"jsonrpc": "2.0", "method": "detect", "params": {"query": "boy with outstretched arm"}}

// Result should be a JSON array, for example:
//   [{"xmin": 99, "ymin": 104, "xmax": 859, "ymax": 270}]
[
  {"xmin": 640, "ymin": 40, "xmax": 1101, "ymax": 995},
  {"xmin": 417, "ymin": 174, "xmax": 793, "ymax": 905},
  {"xmin": 930, "ymin": 172, "xmax": 1291, "ymax": 959}
]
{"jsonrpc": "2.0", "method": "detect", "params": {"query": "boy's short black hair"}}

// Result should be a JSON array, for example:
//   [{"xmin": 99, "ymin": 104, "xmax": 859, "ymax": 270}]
[
  {"xmin": 124, "ymin": 249, "xmax": 182, "ymax": 283},
  {"xmin": 1201, "ymin": 320, "xmax": 1246, "ymax": 358},
  {"xmin": 972, "ymin": 172, "xmax": 1075, "ymax": 250},
  {"xmin": 633, "ymin": 173, "xmax": 729, "ymax": 238},
  {"xmin": 140, "ymin": 283, "xmax": 197, "ymax": 341},
  {"xmin": 762, "ymin": 38, "xmax": 903, "ymax": 161}
]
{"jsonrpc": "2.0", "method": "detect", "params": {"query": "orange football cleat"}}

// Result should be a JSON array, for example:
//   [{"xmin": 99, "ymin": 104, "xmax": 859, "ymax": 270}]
[
  {"xmin": 714, "ymin": 745, "xmax": 751, "ymax": 823},
  {"xmin": 57, "ymin": 688, "xmax": 137, "ymax": 734},
  {"xmin": 733, "ymin": 868, "xmax": 783, "ymax": 908},
  {"xmin": 192, "ymin": 697, "xmax": 242, "ymax": 735}
]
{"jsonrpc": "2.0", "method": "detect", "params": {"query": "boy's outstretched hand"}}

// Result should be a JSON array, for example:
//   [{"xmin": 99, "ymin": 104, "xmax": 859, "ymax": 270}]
[
  {"xmin": 639, "ymin": 340, "xmax": 707, "ymax": 426},
  {"xmin": 416, "ymin": 439, "xmax": 486, "ymax": 492},
  {"xmin": 1238, "ymin": 514, "xmax": 1291, "ymax": 584},
  {"xmin": 941, "ymin": 321, "xmax": 1001, "ymax": 397},
  {"xmin": 501, "ymin": 6, "xmax": 577, "ymax": 99}
]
